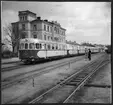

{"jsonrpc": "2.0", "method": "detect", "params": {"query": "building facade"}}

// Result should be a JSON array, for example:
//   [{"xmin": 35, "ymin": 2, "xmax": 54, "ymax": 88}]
[{"xmin": 12, "ymin": 10, "xmax": 66, "ymax": 54}]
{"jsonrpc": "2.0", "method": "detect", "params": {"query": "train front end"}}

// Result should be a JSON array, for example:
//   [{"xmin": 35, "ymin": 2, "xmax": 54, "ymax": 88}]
[{"xmin": 19, "ymin": 38, "xmax": 42, "ymax": 63}]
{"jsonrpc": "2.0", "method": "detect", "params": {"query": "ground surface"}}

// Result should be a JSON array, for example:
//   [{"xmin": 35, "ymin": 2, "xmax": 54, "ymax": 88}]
[
  {"xmin": 2, "ymin": 57, "xmax": 20, "ymax": 64},
  {"xmin": 1, "ymin": 53, "xmax": 111, "ymax": 104}
]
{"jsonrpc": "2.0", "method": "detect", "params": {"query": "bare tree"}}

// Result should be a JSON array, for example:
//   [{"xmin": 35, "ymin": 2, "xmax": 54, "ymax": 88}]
[{"xmin": 3, "ymin": 23, "xmax": 20, "ymax": 54}]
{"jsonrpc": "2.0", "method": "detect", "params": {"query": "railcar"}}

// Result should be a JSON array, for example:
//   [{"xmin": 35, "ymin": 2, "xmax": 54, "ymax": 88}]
[
  {"xmin": 19, "ymin": 38, "xmax": 67, "ymax": 63},
  {"xmin": 19, "ymin": 38, "xmax": 100, "ymax": 63}
]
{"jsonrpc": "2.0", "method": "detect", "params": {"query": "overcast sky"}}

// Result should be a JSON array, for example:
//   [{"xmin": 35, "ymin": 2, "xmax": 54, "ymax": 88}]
[{"xmin": 1, "ymin": 1, "xmax": 111, "ymax": 45}]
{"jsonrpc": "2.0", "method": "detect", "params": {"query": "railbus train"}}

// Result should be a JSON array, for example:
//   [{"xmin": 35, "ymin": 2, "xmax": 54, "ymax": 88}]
[{"xmin": 19, "ymin": 38, "xmax": 100, "ymax": 64}]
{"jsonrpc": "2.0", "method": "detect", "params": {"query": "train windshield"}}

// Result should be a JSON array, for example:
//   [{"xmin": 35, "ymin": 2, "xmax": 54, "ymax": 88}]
[
  {"xmin": 20, "ymin": 43, "xmax": 24, "ymax": 49},
  {"xmin": 29, "ymin": 43, "xmax": 35, "ymax": 49}
]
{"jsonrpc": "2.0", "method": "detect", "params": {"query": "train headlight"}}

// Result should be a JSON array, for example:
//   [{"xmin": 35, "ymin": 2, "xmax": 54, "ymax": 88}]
[{"xmin": 32, "ymin": 59, "xmax": 34, "ymax": 61}]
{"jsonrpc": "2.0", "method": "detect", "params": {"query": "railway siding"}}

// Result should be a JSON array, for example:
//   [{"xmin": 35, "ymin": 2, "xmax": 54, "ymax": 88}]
[{"xmin": 67, "ymin": 60, "xmax": 111, "ymax": 103}]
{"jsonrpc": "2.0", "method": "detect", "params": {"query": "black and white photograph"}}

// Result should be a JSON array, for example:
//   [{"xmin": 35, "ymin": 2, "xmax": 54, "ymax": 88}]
[{"xmin": 1, "ymin": 1, "xmax": 111, "ymax": 104}]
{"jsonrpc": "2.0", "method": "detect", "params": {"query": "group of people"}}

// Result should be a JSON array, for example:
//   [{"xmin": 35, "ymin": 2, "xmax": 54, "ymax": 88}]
[{"xmin": 85, "ymin": 48, "xmax": 91, "ymax": 61}]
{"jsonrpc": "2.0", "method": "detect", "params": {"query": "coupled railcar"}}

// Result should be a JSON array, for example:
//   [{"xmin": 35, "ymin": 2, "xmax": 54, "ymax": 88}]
[{"xmin": 19, "ymin": 38, "xmax": 100, "ymax": 63}]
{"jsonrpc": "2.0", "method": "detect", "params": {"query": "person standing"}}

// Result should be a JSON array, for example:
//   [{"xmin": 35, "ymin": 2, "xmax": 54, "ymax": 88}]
[{"xmin": 88, "ymin": 49, "xmax": 91, "ymax": 60}]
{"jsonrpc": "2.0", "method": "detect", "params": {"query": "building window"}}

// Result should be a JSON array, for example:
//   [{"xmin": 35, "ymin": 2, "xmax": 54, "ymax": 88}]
[
  {"xmin": 33, "ymin": 25, "xmax": 37, "ymax": 30},
  {"xmin": 54, "ymin": 27, "xmax": 57, "ymax": 33},
  {"xmin": 44, "ymin": 25, "xmax": 46, "ymax": 31},
  {"xmin": 44, "ymin": 35, "xmax": 46, "ymax": 40},
  {"xmin": 48, "ymin": 36, "xmax": 50, "ymax": 40},
  {"xmin": 22, "ymin": 17, "xmax": 24, "ymax": 21},
  {"xmin": 56, "ymin": 28, "xmax": 58, "ymax": 34},
  {"xmin": 25, "ymin": 16, "xmax": 27, "ymax": 20},
  {"xmin": 33, "ymin": 35, "xmax": 37, "ymax": 38},
  {"xmin": 21, "ymin": 32, "xmax": 27, "ymax": 39},
  {"xmin": 20, "ymin": 17, "xmax": 22, "ymax": 21},
  {"xmin": 47, "ymin": 26, "xmax": 49, "ymax": 32},
  {"xmin": 50, "ymin": 27, "xmax": 52, "ymax": 32},
  {"xmin": 22, "ymin": 24, "xmax": 25, "ymax": 30},
  {"xmin": 25, "ymin": 43, "xmax": 28, "ymax": 49},
  {"xmin": 51, "ymin": 37, "xmax": 53, "ymax": 40}
]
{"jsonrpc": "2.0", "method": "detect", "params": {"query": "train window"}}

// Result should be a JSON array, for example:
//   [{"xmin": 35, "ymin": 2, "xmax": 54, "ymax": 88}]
[
  {"xmin": 25, "ymin": 43, "xmax": 28, "ymax": 49},
  {"xmin": 56, "ymin": 45, "xmax": 58, "ymax": 49},
  {"xmin": 36, "ymin": 43, "xmax": 39, "ymax": 49},
  {"xmin": 52, "ymin": 45, "xmax": 54, "ymax": 50},
  {"xmin": 29, "ymin": 43, "xmax": 34, "ymax": 49},
  {"xmin": 40, "ymin": 44, "xmax": 42, "ymax": 49},
  {"xmin": 50, "ymin": 44, "xmax": 51, "ymax": 48},
  {"xmin": 54, "ymin": 45, "xmax": 56, "ymax": 50},
  {"xmin": 48, "ymin": 44, "xmax": 50, "ymax": 50},
  {"xmin": 44, "ymin": 44, "xmax": 46, "ymax": 49}
]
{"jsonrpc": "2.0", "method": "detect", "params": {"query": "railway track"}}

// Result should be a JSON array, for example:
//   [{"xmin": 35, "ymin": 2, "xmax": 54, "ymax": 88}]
[
  {"xmin": 1, "ymin": 55, "xmax": 87, "ymax": 90},
  {"xmin": 2, "ymin": 61, "xmax": 20, "ymax": 65},
  {"xmin": 2, "ymin": 53, "xmax": 104, "ymax": 91},
  {"xmin": 28, "ymin": 55, "xmax": 109, "ymax": 103},
  {"xmin": 1, "ymin": 55, "xmax": 76, "ymax": 72},
  {"xmin": 1, "ymin": 53, "xmax": 98, "ymax": 72},
  {"xmin": 3, "ymin": 54, "xmax": 108, "ymax": 104},
  {"xmin": 2, "ymin": 63, "xmax": 24, "ymax": 72}
]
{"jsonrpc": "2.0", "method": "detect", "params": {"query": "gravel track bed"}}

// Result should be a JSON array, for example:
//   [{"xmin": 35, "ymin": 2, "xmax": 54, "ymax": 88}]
[{"xmin": 1, "ymin": 53, "xmax": 106, "ymax": 104}]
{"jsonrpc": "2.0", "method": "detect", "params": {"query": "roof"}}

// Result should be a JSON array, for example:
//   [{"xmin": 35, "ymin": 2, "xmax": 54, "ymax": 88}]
[
  {"xmin": 31, "ymin": 19, "xmax": 66, "ymax": 30},
  {"xmin": 66, "ymin": 42, "xmax": 80, "ymax": 45},
  {"xmin": 18, "ymin": 10, "xmax": 36, "ymax": 16},
  {"xmin": 20, "ymin": 38, "xmax": 39, "ymax": 43}
]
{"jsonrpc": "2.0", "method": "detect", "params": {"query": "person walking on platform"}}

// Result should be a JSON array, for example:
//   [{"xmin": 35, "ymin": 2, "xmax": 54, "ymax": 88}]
[{"xmin": 88, "ymin": 49, "xmax": 91, "ymax": 61}]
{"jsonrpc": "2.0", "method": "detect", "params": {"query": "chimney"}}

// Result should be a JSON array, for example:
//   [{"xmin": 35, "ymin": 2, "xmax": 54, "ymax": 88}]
[
  {"xmin": 37, "ymin": 17, "xmax": 41, "ymax": 20},
  {"xmin": 44, "ymin": 19, "xmax": 48, "ymax": 22}
]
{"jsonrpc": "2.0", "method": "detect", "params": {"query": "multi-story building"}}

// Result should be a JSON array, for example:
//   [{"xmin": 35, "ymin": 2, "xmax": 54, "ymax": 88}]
[{"xmin": 12, "ymin": 10, "xmax": 66, "ymax": 54}]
